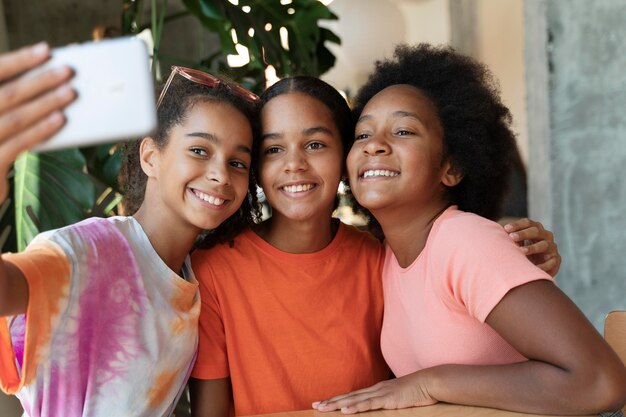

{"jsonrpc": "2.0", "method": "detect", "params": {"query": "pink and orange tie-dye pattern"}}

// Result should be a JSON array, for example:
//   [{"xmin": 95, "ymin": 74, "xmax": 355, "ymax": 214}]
[
  {"xmin": 0, "ymin": 217, "xmax": 199, "ymax": 417},
  {"xmin": 0, "ymin": 244, "xmax": 70, "ymax": 394}
]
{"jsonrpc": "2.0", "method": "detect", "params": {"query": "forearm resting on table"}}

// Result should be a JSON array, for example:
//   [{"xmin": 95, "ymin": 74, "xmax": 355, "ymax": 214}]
[
  {"xmin": 424, "ymin": 358, "xmax": 625, "ymax": 414},
  {"xmin": 0, "ymin": 259, "xmax": 28, "ymax": 316}
]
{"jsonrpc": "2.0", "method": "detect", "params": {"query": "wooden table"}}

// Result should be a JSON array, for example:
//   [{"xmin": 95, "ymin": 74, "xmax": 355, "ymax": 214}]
[{"xmin": 246, "ymin": 404, "xmax": 595, "ymax": 417}]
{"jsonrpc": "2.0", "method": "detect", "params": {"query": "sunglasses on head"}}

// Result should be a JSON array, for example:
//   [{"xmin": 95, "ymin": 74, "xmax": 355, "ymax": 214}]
[{"xmin": 156, "ymin": 65, "xmax": 259, "ymax": 108}]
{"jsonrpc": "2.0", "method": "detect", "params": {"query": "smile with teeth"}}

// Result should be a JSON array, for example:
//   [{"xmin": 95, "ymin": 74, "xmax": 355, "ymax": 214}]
[
  {"xmin": 192, "ymin": 189, "xmax": 226, "ymax": 206},
  {"xmin": 361, "ymin": 169, "xmax": 399, "ymax": 178},
  {"xmin": 282, "ymin": 183, "xmax": 316, "ymax": 193}
]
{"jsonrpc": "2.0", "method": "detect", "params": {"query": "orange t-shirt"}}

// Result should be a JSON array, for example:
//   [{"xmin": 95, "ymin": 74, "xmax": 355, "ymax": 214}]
[{"xmin": 191, "ymin": 223, "xmax": 389, "ymax": 416}]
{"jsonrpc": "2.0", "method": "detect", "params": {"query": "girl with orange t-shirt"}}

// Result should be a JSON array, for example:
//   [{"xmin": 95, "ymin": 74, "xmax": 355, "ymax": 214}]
[{"xmin": 189, "ymin": 75, "xmax": 562, "ymax": 417}]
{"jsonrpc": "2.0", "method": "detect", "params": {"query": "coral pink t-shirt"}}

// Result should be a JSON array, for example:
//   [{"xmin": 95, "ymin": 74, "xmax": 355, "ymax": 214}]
[{"xmin": 381, "ymin": 207, "xmax": 553, "ymax": 377}]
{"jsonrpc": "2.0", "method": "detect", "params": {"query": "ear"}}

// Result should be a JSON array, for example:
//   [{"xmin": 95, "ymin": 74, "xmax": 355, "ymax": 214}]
[
  {"xmin": 441, "ymin": 157, "xmax": 463, "ymax": 187},
  {"xmin": 139, "ymin": 137, "xmax": 160, "ymax": 178}
]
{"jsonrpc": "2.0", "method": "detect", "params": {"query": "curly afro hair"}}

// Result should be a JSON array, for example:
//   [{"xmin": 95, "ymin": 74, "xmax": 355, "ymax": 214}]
[
  {"xmin": 118, "ymin": 72, "xmax": 262, "ymax": 249},
  {"xmin": 350, "ymin": 43, "xmax": 517, "ymax": 222}
]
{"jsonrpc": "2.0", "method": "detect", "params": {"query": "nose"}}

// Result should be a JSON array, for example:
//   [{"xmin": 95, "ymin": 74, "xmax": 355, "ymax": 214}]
[
  {"xmin": 284, "ymin": 149, "xmax": 308, "ymax": 173},
  {"xmin": 363, "ymin": 133, "xmax": 391, "ymax": 156},
  {"xmin": 206, "ymin": 159, "xmax": 231, "ymax": 185}
]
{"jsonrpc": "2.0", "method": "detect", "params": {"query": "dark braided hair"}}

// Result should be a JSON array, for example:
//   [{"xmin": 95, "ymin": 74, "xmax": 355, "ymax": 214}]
[
  {"xmin": 350, "ymin": 43, "xmax": 517, "ymax": 230},
  {"xmin": 118, "ymin": 72, "xmax": 262, "ymax": 249}
]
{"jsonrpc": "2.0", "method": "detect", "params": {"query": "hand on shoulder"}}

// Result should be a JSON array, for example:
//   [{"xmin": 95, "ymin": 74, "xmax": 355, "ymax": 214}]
[{"xmin": 503, "ymin": 217, "xmax": 561, "ymax": 276}]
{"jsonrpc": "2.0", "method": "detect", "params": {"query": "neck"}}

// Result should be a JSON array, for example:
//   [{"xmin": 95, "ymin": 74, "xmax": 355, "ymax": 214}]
[
  {"xmin": 132, "ymin": 203, "xmax": 200, "ymax": 274},
  {"xmin": 254, "ymin": 213, "xmax": 337, "ymax": 254},
  {"xmin": 375, "ymin": 203, "xmax": 450, "ymax": 268}
]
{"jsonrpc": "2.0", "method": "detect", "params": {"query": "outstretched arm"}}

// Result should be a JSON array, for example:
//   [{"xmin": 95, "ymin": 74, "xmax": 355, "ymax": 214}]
[
  {"xmin": 0, "ymin": 43, "xmax": 76, "ymax": 316},
  {"xmin": 504, "ymin": 218, "xmax": 561, "ymax": 276},
  {"xmin": 313, "ymin": 281, "xmax": 626, "ymax": 414},
  {"xmin": 189, "ymin": 377, "xmax": 231, "ymax": 417}
]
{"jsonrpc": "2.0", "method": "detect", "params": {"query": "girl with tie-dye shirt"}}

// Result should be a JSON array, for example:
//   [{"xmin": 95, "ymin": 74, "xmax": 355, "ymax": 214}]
[{"xmin": 0, "ymin": 43, "xmax": 260, "ymax": 417}]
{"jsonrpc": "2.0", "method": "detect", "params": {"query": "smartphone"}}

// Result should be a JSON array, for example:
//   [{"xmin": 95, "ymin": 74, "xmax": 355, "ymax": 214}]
[{"xmin": 33, "ymin": 36, "xmax": 157, "ymax": 152}]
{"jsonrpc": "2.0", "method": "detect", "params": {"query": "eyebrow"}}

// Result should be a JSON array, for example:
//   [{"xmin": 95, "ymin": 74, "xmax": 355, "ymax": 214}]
[
  {"xmin": 261, "ymin": 126, "xmax": 334, "ymax": 142},
  {"xmin": 186, "ymin": 132, "xmax": 251, "ymax": 154},
  {"xmin": 260, "ymin": 132, "xmax": 282, "ymax": 141},
  {"xmin": 357, "ymin": 111, "xmax": 424, "ymax": 123}
]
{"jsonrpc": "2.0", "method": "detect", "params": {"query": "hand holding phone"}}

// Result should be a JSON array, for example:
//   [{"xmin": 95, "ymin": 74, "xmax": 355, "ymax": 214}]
[
  {"xmin": 31, "ymin": 37, "xmax": 157, "ymax": 152},
  {"xmin": 0, "ymin": 42, "xmax": 76, "ymax": 203}
]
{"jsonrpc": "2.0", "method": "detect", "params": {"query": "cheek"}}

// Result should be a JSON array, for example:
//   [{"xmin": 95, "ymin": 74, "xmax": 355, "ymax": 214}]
[
  {"xmin": 258, "ymin": 164, "xmax": 273, "ymax": 191},
  {"xmin": 234, "ymin": 174, "xmax": 250, "ymax": 195},
  {"xmin": 346, "ymin": 148, "xmax": 359, "ymax": 178}
]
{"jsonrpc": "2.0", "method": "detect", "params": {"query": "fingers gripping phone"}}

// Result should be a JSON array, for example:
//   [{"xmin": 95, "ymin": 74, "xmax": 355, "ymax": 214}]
[{"xmin": 33, "ymin": 37, "xmax": 157, "ymax": 152}]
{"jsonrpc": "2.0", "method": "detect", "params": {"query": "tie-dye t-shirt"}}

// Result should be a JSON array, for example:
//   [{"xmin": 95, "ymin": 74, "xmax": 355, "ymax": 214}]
[{"xmin": 0, "ymin": 216, "xmax": 200, "ymax": 417}]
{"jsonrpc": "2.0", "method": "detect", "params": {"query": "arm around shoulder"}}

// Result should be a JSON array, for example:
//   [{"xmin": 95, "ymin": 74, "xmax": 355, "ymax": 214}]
[{"xmin": 189, "ymin": 377, "xmax": 231, "ymax": 417}]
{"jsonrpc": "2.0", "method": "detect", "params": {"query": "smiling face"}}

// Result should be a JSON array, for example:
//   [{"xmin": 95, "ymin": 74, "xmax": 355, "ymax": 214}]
[
  {"xmin": 259, "ymin": 92, "xmax": 343, "ymax": 224},
  {"xmin": 148, "ymin": 100, "xmax": 253, "ymax": 232},
  {"xmin": 348, "ymin": 84, "xmax": 459, "ymax": 218}
]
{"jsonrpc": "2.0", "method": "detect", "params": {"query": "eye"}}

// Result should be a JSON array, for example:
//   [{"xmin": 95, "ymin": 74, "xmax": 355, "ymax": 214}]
[
  {"xmin": 355, "ymin": 132, "xmax": 370, "ymax": 141},
  {"xmin": 395, "ymin": 129, "xmax": 415, "ymax": 136},
  {"xmin": 306, "ymin": 141, "xmax": 325, "ymax": 150},
  {"xmin": 264, "ymin": 146, "xmax": 282, "ymax": 155},
  {"xmin": 190, "ymin": 147, "xmax": 208, "ymax": 156},
  {"xmin": 230, "ymin": 160, "xmax": 248, "ymax": 170}
]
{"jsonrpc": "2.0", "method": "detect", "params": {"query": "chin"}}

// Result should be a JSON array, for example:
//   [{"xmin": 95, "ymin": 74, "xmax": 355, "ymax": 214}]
[
  {"xmin": 354, "ymin": 193, "xmax": 392, "ymax": 212},
  {"xmin": 195, "ymin": 216, "xmax": 229, "ymax": 231}
]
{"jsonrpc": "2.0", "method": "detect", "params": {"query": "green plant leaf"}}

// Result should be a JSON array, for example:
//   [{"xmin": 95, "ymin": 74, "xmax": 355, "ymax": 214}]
[
  {"xmin": 81, "ymin": 143, "xmax": 123, "ymax": 192},
  {"xmin": 183, "ymin": 0, "xmax": 224, "ymax": 32},
  {"xmin": 316, "ymin": 27, "xmax": 339, "ymax": 75},
  {"xmin": 0, "ymin": 197, "xmax": 15, "ymax": 252},
  {"xmin": 14, "ymin": 150, "xmax": 96, "ymax": 251},
  {"xmin": 122, "ymin": 0, "xmax": 144, "ymax": 34},
  {"xmin": 199, "ymin": 0, "xmax": 225, "ymax": 19},
  {"xmin": 182, "ymin": 0, "xmax": 340, "ymax": 80}
]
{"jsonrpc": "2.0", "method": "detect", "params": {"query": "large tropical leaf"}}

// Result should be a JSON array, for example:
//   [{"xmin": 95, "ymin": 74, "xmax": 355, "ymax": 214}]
[
  {"xmin": 13, "ymin": 150, "xmax": 97, "ymax": 251},
  {"xmin": 0, "ymin": 197, "xmax": 15, "ymax": 252}
]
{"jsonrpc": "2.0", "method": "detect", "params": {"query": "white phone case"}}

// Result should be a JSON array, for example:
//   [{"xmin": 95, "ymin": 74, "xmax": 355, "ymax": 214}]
[{"xmin": 34, "ymin": 37, "xmax": 157, "ymax": 152}]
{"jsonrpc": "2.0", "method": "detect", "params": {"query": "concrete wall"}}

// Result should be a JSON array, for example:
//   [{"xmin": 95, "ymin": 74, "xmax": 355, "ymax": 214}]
[{"xmin": 526, "ymin": 0, "xmax": 626, "ymax": 329}]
